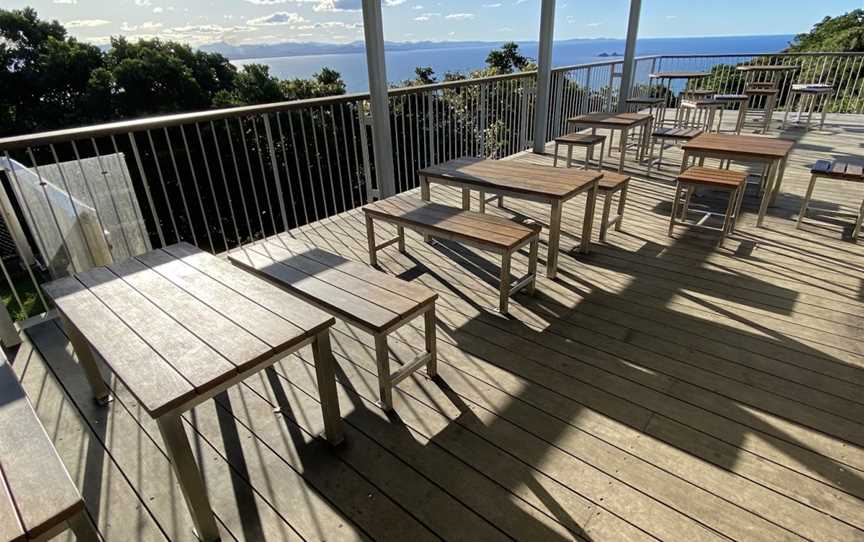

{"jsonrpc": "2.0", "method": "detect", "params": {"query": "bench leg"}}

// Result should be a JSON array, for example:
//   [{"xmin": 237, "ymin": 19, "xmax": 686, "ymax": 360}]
[
  {"xmin": 62, "ymin": 317, "xmax": 112, "ymax": 406},
  {"xmin": 547, "ymin": 200, "xmax": 562, "ymax": 278},
  {"xmin": 461, "ymin": 188, "xmax": 471, "ymax": 211},
  {"xmin": 796, "ymin": 174, "xmax": 818, "ymax": 229},
  {"xmin": 479, "ymin": 191, "xmax": 486, "ymax": 214},
  {"xmin": 374, "ymin": 334, "xmax": 393, "ymax": 410},
  {"xmin": 599, "ymin": 193, "xmax": 612, "ymax": 243},
  {"xmin": 719, "ymin": 187, "xmax": 737, "ymax": 248},
  {"xmin": 499, "ymin": 250, "xmax": 512, "ymax": 315},
  {"xmin": 669, "ymin": 182, "xmax": 682, "ymax": 237},
  {"xmin": 598, "ymin": 140, "xmax": 604, "ymax": 171},
  {"xmin": 68, "ymin": 510, "xmax": 99, "ymax": 542},
  {"xmin": 853, "ymin": 197, "xmax": 863, "ymax": 241},
  {"xmin": 616, "ymin": 181, "xmax": 629, "ymax": 231},
  {"xmin": 397, "ymin": 226, "xmax": 406, "ymax": 254},
  {"xmin": 424, "ymin": 307, "xmax": 438, "ymax": 377},
  {"xmin": 157, "ymin": 415, "xmax": 221, "ymax": 542},
  {"xmin": 566, "ymin": 144, "xmax": 573, "ymax": 169},
  {"xmin": 365, "ymin": 214, "xmax": 378, "ymax": 266},
  {"xmin": 580, "ymin": 182, "xmax": 598, "ymax": 255},
  {"xmin": 311, "ymin": 330, "xmax": 344, "ymax": 444},
  {"xmin": 526, "ymin": 236, "xmax": 539, "ymax": 294}
]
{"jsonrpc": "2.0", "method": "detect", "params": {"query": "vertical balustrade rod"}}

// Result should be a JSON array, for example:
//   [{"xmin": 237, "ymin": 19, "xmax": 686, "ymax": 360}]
[
  {"xmin": 194, "ymin": 123, "xmax": 229, "ymax": 250},
  {"xmin": 262, "ymin": 113, "xmax": 291, "ymax": 233},
  {"xmin": 328, "ymin": 105, "xmax": 347, "ymax": 210},
  {"xmin": 160, "ymin": 130, "xmax": 196, "ymax": 248},
  {"xmin": 250, "ymin": 118, "xmax": 278, "ymax": 233},
  {"xmin": 179, "ymin": 125, "xmax": 215, "ymax": 252},
  {"xmin": 316, "ymin": 106, "xmax": 339, "ymax": 214},
  {"xmin": 344, "ymin": 104, "xmax": 363, "ymax": 208},
  {"xmin": 25, "ymin": 147, "xmax": 78, "ymax": 273},
  {"xmin": 221, "ymin": 120, "xmax": 254, "ymax": 243},
  {"xmin": 286, "ymin": 112, "xmax": 312, "ymax": 224},
  {"xmin": 145, "ymin": 130, "xmax": 179, "ymax": 242},
  {"xmin": 70, "ymin": 141, "xmax": 113, "ymax": 261},
  {"xmin": 274, "ymin": 113, "xmax": 301, "ymax": 228},
  {"xmin": 237, "ymin": 117, "xmax": 266, "ymax": 237},
  {"xmin": 48, "ymin": 144, "xmax": 98, "ymax": 265},
  {"xmin": 208, "ymin": 121, "xmax": 241, "ymax": 245},
  {"xmin": 128, "ymin": 133, "xmax": 166, "ymax": 247},
  {"xmin": 96, "ymin": 137, "xmax": 147, "ymax": 251}
]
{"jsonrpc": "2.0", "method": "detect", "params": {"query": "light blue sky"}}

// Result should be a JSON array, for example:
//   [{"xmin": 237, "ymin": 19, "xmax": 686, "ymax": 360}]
[{"xmin": 8, "ymin": 0, "xmax": 862, "ymax": 46}]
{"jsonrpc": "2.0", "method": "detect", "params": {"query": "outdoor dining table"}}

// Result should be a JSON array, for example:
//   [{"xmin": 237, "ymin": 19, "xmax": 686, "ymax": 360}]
[
  {"xmin": 649, "ymin": 72, "xmax": 710, "ymax": 125},
  {"xmin": 566, "ymin": 112, "xmax": 653, "ymax": 172},
  {"xmin": 42, "ymin": 242, "xmax": 344, "ymax": 542},
  {"xmin": 736, "ymin": 64, "xmax": 799, "ymax": 86},
  {"xmin": 418, "ymin": 157, "xmax": 601, "ymax": 280},
  {"xmin": 681, "ymin": 133, "xmax": 796, "ymax": 227}
]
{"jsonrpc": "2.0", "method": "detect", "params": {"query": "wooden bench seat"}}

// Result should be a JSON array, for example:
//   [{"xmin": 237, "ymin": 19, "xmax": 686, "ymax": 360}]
[
  {"xmin": 797, "ymin": 160, "xmax": 864, "ymax": 241},
  {"xmin": 363, "ymin": 196, "xmax": 540, "ymax": 314},
  {"xmin": 0, "ymin": 357, "xmax": 97, "ymax": 542},
  {"xmin": 229, "ymin": 235, "xmax": 438, "ymax": 410},
  {"xmin": 670, "ymin": 167, "xmax": 747, "ymax": 246},
  {"xmin": 553, "ymin": 132, "xmax": 606, "ymax": 170}
]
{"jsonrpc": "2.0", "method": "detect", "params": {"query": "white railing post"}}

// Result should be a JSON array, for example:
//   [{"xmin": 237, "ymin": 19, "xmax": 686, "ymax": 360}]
[
  {"xmin": 531, "ymin": 0, "xmax": 556, "ymax": 154},
  {"xmin": 361, "ymin": 0, "xmax": 396, "ymax": 199}
]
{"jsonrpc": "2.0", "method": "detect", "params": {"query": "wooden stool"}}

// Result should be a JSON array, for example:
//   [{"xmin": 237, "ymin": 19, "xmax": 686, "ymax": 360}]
[
  {"xmin": 782, "ymin": 85, "xmax": 834, "ymax": 131},
  {"xmin": 647, "ymin": 127, "xmax": 702, "ymax": 176},
  {"xmin": 626, "ymin": 96, "xmax": 666, "ymax": 122},
  {"xmin": 677, "ymin": 98, "xmax": 724, "ymax": 132},
  {"xmin": 596, "ymin": 172, "xmax": 630, "ymax": 242},
  {"xmin": 743, "ymin": 84, "xmax": 779, "ymax": 133},
  {"xmin": 553, "ymin": 132, "xmax": 606, "ymax": 170},
  {"xmin": 797, "ymin": 160, "xmax": 864, "ymax": 241},
  {"xmin": 670, "ymin": 167, "xmax": 747, "ymax": 246},
  {"xmin": 714, "ymin": 94, "xmax": 749, "ymax": 134}
]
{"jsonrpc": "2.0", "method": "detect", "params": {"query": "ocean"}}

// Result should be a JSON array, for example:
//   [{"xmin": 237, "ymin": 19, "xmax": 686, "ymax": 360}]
[{"xmin": 232, "ymin": 34, "xmax": 796, "ymax": 92}]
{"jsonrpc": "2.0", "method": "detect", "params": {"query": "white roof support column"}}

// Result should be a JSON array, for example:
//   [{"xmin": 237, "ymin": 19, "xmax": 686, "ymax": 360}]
[
  {"xmin": 531, "ymin": 0, "xmax": 556, "ymax": 154},
  {"xmin": 617, "ymin": 0, "xmax": 642, "ymax": 112},
  {"xmin": 362, "ymin": 0, "xmax": 396, "ymax": 199}
]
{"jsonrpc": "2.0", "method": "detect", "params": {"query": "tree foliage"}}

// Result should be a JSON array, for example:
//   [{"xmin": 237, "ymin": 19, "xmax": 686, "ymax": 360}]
[
  {"xmin": 787, "ymin": 9, "xmax": 864, "ymax": 53},
  {"xmin": 485, "ymin": 42, "xmax": 533, "ymax": 74},
  {"xmin": 0, "ymin": 7, "xmax": 347, "ymax": 137}
]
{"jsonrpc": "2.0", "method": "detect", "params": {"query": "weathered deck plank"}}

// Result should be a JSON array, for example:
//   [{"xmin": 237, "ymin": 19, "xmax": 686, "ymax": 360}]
[{"xmin": 10, "ymin": 112, "xmax": 864, "ymax": 541}]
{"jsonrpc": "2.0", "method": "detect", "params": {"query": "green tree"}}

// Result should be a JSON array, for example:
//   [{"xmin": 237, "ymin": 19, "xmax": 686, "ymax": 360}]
[
  {"xmin": 787, "ymin": 9, "xmax": 864, "ymax": 52},
  {"xmin": 281, "ymin": 68, "xmax": 347, "ymax": 100},
  {"xmin": 485, "ymin": 42, "xmax": 532, "ymax": 74},
  {"xmin": 213, "ymin": 63, "xmax": 282, "ymax": 106}
]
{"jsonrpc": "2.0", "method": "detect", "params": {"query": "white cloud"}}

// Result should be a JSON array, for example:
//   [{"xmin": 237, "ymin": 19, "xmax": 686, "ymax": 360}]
[
  {"xmin": 244, "ymin": 0, "xmax": 288, "ymax": 3},
  {"xmin": 247, "ymin": 11, "xmax": 307, "ymax": 25},
  {"xmin": 445, "ymin": 13, "xmax": 474, "ymax": 20},
  {"xmin": 121, "ymin": 21, "xmax": 163, "ymax": 31},
  {"xmin": 314, "ymin": 0, "xmax": 361, "ymax": 11},
  {"xmin": 413, "ymin": 15, "xmax": 429, "ymax": 21},
  {"xmin": 65, "ymin": 19, "xmax": 112, "ymax": 28},
  {"xmin": 134, "ymin": 0, "xmax": 151, "ymax": 5},
  {"xmin": 412, "ymin": 5, "xmax": 423, "ymax": 9},
  {"xmin": 497, "ymin": 26, "xmax": 512, "ymax": 32},
  {"xmin": 294, "ymin": 21, "xmax": 361, "ymax": 30},
  {"xmin": 482, "ymin": 2, "xmax": 502, "ymax": 7},
  {"xmin": 515, "ymin": 0, "xmax": 528, "ymax": 4},
  {"xmin": 666, "ymin": 15, "xmax": 678, "ymax": 19},
  {"xmin": 586, "ymin": 22, "xmax": 601, "ymax": 27},
  {"xmin": 153, "ymin": 6, "xmax": 164, "ymax": 13},
  {"xmin": 385, "ymin": 0, "xmax": 407, "ymax": 5},
  {"xmin": 52, "ymin": 0, "xmax": 78, "ymax": 4}
]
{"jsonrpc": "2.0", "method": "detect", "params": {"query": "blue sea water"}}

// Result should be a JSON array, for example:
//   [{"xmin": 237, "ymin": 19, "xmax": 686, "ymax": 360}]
[{"xmin": 233, "ymin": 34, "xmax": 795, "ymax": 92}]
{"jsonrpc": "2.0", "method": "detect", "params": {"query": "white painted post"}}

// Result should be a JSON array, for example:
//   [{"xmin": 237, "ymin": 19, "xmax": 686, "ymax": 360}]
[
  {"xmin": 617, "ymin": 0, "xmax": 643, "ymax": 112},
  {"xmin": 361, "ymin": 0, "xmax": 397, "ymax": 198},
  {"xmin": 531, "ymin": 0, "xmax": 556, "ymax": 154}
]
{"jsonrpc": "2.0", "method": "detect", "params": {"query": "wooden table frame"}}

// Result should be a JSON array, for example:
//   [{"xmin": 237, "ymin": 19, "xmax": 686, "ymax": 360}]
[
  {"xmin": 566, "ymin": 113, "xmax": 654, "ymax": 172},
  {"xmin": 45, "ymin": 246, "xmax": 346, "ymax": 542},
  {"xmin": 418, "ymin": 160, "xmax": 599, "ymax": 280},
  {"xmin": 680, "ymin": 134, "xmax": 795, "ymax": 228}
]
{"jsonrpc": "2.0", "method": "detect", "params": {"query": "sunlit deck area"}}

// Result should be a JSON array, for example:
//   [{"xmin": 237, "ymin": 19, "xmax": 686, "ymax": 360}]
[{"xmin": 10, "ymin": 112, "xmax": 864, "ymax": 541}]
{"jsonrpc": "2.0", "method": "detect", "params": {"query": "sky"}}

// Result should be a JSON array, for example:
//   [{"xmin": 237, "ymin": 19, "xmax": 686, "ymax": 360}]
[{"xmin": 7, "ymin": 0, "xmax": 863, "ymax": 46}]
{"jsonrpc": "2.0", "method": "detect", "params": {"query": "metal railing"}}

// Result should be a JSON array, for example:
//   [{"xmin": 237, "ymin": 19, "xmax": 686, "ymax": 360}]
[{"xmin": 0, "ymin": 50, "xmax": 862, "ymax": 334}]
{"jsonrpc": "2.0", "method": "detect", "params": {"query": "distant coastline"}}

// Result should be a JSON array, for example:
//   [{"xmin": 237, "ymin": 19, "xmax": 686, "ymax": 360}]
[{"xmin": 228, "ymin": 34, "xmax": 795, "ymax": 92}]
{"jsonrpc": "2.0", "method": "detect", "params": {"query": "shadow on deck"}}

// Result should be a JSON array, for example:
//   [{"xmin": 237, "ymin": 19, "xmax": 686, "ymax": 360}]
[{"xmin": 7, "ymin": 113, "xmax": 864, "ymax": 541}]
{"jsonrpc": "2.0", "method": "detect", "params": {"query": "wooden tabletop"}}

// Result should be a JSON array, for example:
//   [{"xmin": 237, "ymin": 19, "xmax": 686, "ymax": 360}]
[
  {"xmin": 649, "ymin": 72, "xmax": 709, "ymax": 79},
  {"xmin": 682, "ymin": 133, "xmax": 796, "ymax": 160},
  {"xmin": 567, "ymin": 112, "xmax": 653, "ymax": 129},
  {"xmin": 419, "ymin": 157, "xmax": 600, "ymax": 200},
  {"xmin": 736, "ymin": 65, "xmax": 799, "ymax": 72},
  {"xmin": 43, "ymin": 242, "xmax": 334, "ymax": 418}
]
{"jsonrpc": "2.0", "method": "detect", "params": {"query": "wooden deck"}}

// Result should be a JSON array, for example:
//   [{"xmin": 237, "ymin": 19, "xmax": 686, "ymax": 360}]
[{"xmin": 8, "ymin": 113, "xmax": 864, "ymax": 541}]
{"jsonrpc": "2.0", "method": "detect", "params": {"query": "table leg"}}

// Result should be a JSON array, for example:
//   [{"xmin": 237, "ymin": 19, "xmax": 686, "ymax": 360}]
[
  {"xmin": 479, "ymin": 191, "xmax": 486, "ymax": 214},
  {"xmin": 499, "ymin": 250, "xmax": 512, "ymax": 314},
  {"xmin": 157, "ymin": 414, "xmax": 221, "ymax": 542},
  {"xmin": 756, "ymin": 161, "xmax": 776, "ymax": 228},
  {"xmin": 62, "ymin": 317, "xmax": 112, "ymax": 405},
  {"xmin": 581, "ymin": 181, "xmax": 598, "ymax": 254},
  {"xmin": 680, "ymin": 150, "xmax": 691, "ymax": 173},
  {"xmin": 618, "ymin": 128, "xmax": 627, "ymax": 172},
  {"xmin": 424, "ymin": 307, "xmax": 438, "ymax": 377},
  {"xmin": 373, "ymin": 334, "xmax": 393, "ymax": 410},
  {"xmin": 853, "ymin": 197, "xmax": 863, "ymax": 241},
  {"xmin": 365, "ymin": 214, "xmax": 378, "ymax": 266},
  {"xmin": 311, "ymin": 330, "xmax": 344, "ymax": 445},
  {"xmin": 547, "ymin": 200, "xmax": 563, "ymax": 279},
  {"xmin": 461, "ymin": 188, "xmax": 471, "ymax": 210},
  {"xmin": 770, "ymin": 156, "xmax": 787, "ymax": 205},
  {"xmin": 67, "ymin": 510, "xmax": 99, "ymax": 542},
  {"xmin": 420, "ymin": 175, "xmax": 430, "ymax": 202}
]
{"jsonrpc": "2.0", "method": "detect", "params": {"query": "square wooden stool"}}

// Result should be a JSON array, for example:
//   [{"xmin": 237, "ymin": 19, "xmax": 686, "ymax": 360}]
[
  {"xmin": 713, "ymin": 94, "xmax": 749, "ymax": 134},
  {"xmin": 553, "ymin": 132, "xmax": 606, "ymax": 170},
  {"xmin": 797, "ymin": 160, "xmax": 864, "ymax": 241},
  {"xmin": 596, "ymin": 172, "xmax": 630, "ymax": 242},
  {"xmin": 670, "ymin": 167, "xmax": 747, "ymax": 246}
]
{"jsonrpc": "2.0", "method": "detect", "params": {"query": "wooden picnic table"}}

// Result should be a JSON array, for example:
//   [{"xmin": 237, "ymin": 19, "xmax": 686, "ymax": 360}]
[
  {"xmin": 418, "ymin": 157, "xmax": 600, "ymax": 280},
  {"xmin": 42, "ymin": 242, "xmax": 344, "ymax": 542},
  {"xmin": 566, "ymin": 112, "xmax": 653, "ymax": 172},
  {"xmin": 681, "ymin": 133, "xmax": 796, "ymax": 227}
]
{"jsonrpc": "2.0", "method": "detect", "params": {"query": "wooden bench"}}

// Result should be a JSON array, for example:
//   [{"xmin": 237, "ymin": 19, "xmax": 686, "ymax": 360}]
[
  {"xmin": 670, "ymin": 167, "xmax": 747, "ymax": 247},
  {"xmin": 596, "ymin": 173, "xmax": 630, "ymax": 242},
  {"xmin": 0, "ymin": 356, "xmax": 98, "ymax": 542},
  {"xmin": 552, "ymin": 132, "xmax": 605, "ymax": 170},
  {"xmin": 647, "ymin": 127, "xmax": 703, "ymax": 176},
  {"xmin": 797, "ymin": 160, "xmax": 864, "ymax": 241},
  {"xmin": 229, "ymin": 235, "xmax": 438, "ymax": 411},
  {"xmin": 362, "ymin": 196, "xmax": 540, "ymax": 315}
]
